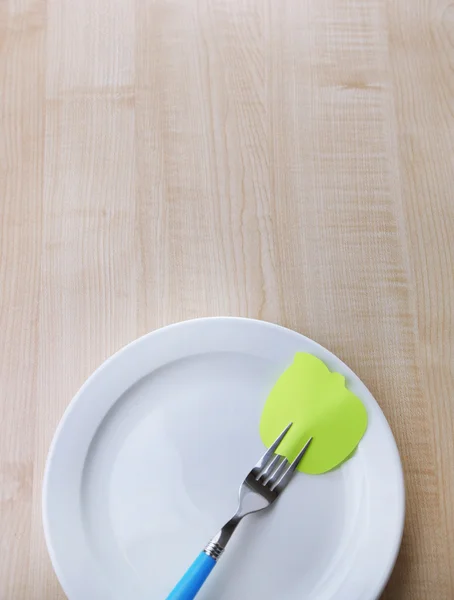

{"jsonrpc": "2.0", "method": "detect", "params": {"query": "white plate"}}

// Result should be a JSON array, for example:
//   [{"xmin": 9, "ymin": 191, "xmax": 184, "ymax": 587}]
[{"xmin": 43, "ymin": 317, "xmax": 404, "ymax": 600}]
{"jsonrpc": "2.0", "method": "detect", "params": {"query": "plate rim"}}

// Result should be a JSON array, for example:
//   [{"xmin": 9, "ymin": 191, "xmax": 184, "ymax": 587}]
[{"xmin": 42, "ymin": 316, "xmax": 405, "ymax": 599}]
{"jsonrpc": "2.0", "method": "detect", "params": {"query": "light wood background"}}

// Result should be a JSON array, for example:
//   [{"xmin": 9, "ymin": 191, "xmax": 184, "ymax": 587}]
[{"xmin": 1, "ymin": 0, "xmax": 453, "ymax": 598}]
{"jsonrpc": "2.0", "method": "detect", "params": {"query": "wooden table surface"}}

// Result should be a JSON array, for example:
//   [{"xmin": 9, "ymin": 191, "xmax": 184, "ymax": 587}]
[{"xmin": 1, "ymin": 0, "xmax": 453, "ymax": 598}]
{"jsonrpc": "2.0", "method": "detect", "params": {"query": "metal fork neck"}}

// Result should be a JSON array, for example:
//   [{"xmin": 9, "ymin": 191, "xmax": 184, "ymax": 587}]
[{"xmin": 204, "ymin": 514, "xmax": 242, "ymax": 560}]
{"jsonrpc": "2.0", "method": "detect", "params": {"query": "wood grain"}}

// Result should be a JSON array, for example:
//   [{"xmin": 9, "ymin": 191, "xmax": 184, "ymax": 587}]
[{"xmin": 0, "ymin": 0, "xmax": 453, "ymax": 598}]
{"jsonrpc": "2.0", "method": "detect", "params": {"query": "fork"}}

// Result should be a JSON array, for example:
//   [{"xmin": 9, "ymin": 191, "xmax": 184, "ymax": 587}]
[{"xmin": 165, "ymin": 423, "xmax": 312, "ymax": 600}]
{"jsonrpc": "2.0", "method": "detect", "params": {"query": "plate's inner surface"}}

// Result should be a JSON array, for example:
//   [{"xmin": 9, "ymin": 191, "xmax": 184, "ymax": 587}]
[{"xmin": 81, "ymin": 352, "xmax": 367, "ymax": 600}]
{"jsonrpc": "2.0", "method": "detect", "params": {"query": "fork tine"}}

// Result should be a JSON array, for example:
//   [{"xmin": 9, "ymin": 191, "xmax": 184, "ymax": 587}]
[
  {"xmin": 253, "ymin": 423, "xmax": 292, "ymax": 473},
  {"xmin": 271, "ymin": 437, "xmax": 313, "ymax": 492},
  {"xmin": 266, "ymin": 456, "xmax": 289, "ymax": 487},
  {"xmin": 257, "ymin": 454, "xmax": 282, "ymax": 482}
]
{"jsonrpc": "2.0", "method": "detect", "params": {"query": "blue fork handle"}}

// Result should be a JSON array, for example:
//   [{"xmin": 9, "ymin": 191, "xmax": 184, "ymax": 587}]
[{"xmin": 165, "ymin": 552, "xmax": 217, "ymax": 600}]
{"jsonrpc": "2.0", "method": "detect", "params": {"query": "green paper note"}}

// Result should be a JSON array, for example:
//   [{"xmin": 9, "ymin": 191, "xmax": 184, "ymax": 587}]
[{"xmin": 259, "ymin": 352, "xmax": 368, "ymax": 474}]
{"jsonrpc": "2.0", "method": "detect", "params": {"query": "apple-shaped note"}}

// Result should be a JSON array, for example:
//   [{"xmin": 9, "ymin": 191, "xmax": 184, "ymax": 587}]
[{"xmin": 259, "ymin": 353, "xmax": 368, "ymax": 474}]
